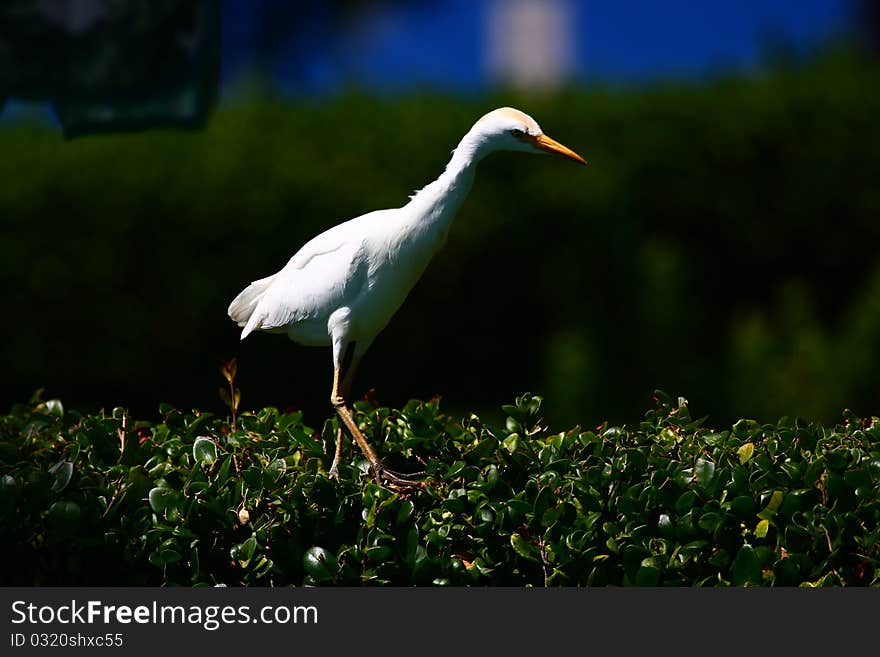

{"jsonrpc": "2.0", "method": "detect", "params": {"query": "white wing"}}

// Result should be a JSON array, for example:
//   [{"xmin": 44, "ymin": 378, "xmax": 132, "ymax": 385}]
[
  {"xmin": 229, "ymin": 211, "xmax": 387, "ymax": 340},
  {"xmin": 249, "ymin": 240, "xmax": 365, "ymax": 335}
]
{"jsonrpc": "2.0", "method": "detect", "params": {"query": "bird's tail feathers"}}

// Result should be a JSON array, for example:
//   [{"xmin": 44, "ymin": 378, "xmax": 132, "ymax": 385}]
[
  {"xmin": 240, "ymin": 309, "xmax": 264, "ymax": 341},
  {"xmin": 227, "ymin": 274, "xmax": 278, "ymax": 340}
]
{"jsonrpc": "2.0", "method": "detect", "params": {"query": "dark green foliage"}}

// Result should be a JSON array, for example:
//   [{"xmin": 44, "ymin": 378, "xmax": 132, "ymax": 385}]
[
  {"xmin": 2, "ymin": 49, "xmax": 880, "ymax": 429},
  {"xmin": 2, "ymin": 391, "xmax": 879, "ymax": 586}
]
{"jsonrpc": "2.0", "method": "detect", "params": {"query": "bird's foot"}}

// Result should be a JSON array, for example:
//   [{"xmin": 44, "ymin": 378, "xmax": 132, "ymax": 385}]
[
  {"xmin": 374, "ymin": 464, "xmax": 427, "ymax": 490},
  {"xmin": 328, "ymin": 464, "xmax": 340, "ymax": 482}
]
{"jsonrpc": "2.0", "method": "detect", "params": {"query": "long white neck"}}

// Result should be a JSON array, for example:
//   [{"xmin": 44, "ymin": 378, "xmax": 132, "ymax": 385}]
[{"xmin": 403, "ymin": 127, "xmax": 491, "ymax": 238}]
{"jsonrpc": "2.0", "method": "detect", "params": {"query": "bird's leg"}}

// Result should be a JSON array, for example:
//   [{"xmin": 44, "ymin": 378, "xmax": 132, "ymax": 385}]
[
  {"xmin": 328, "ymin": 426, "xmax": 345, "ymax": 482},
  {"xmin": 330, "ymin": 365, "xmax": 423, "ymax": 489},
  {"xmin": 332, "ymin": 399, "xmax": 423, "ymax": 488},
  {"xmin": 329, "ymin": 344, "xmax": 359, "ymax": 481}
]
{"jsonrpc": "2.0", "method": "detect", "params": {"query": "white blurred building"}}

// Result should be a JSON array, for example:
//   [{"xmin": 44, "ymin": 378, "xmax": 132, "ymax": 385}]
[{"xmin": 485, "ymin": 0, "xmax": 575, "ymax": 91}]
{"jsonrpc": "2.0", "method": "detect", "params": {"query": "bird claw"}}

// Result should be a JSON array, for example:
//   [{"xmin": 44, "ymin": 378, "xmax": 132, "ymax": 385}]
[
  {"xmin": 326, "ymin": 460, "xmax": 424, "ymax": 489},
  {"xmin": 375, "ymin": 465, "xmax": 427, "ymax": 489}
]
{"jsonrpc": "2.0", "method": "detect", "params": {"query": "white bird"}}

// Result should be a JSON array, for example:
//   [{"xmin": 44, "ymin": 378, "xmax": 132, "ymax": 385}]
[{"xmin": 228, "ymin": 107, "xmax": 585, "ymax": 487}]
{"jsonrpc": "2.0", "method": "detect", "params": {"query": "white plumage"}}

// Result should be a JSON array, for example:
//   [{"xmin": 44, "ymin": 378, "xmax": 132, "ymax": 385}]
[{"xmin": 228, "ymin": 106, "xmax": 585, "ymax": 487}]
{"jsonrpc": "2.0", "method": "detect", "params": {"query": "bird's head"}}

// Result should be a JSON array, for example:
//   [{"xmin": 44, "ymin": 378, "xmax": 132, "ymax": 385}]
[{"xmin": 471, "ymin": 107, "xmax": 587, "ymax": 165}]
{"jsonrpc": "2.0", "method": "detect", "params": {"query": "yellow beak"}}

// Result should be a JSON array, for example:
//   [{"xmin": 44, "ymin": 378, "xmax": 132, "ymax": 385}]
[{"xmin": 532, "ymin": 133, "xmax": 587, "ymax": 165}]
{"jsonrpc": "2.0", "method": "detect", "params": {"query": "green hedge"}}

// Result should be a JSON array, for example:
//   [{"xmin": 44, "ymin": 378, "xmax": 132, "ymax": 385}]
[{"xmin": 2, "ymin": 391, "xmax": 879, "ymax": 586}]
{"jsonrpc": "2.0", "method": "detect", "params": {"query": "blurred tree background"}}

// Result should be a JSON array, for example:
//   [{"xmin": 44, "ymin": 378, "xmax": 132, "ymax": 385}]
[{"xmin": 1, "ymin": 1, "xmax": 879, "ymax": 431}]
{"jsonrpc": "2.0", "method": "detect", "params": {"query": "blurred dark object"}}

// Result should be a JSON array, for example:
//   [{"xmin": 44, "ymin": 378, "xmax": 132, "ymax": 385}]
[
  {"xmin": 860, "ymin": 0, "xmax": 880, "ymax": 55},
  {"xmin": 0, "ymin": 0, "xmax": 220, "ymax": 137},
  {"xmin": 245, "ymin": 0, "xmax": 431, "ymax": 88}
]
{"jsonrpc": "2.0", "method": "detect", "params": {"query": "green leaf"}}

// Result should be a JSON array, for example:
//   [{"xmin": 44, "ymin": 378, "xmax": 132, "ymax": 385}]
[
  {"xmin": 694, "ymin": 458, "xmax": 715, "ymax": 486},
  {"xmin": 0, "ymin": 474, "xmax": 18, "ymax": 496},
  {"xmin": 755, "ymin": 518, "xmax": 770, "ymax": 538},
  {"xmin": 731, "ymin": 545, "xmax": 761, "ymax": 585},
  {"xmin": 623, "ymin": 545, "xmax": 648, "ymax": 577},
  {"xmin": 675, "ymin": 491, "xmax": 696, "ymax": 514},
  {"xmin": 510, "ymin": 533, "xmax": 537, "ymax": 560},
  {"xmin": 774, "ymin": 558, "xmax": 801, "ymax": 586},
  {"xmin": 502, "ymin": 433, "xmax": 520, "ymax": 454},
  {"xmin": 501, "ymin": 404, "xmax": 519, "ymax": 418},
  {"xmin": 192, "ymin": 436, "xmax": 217, "ymax": 466},
  {"xmin": 635, "ymin": 565, "xmax": 661, "ymax": 586},
  {"xmin": 444, "ymin": 461, "xmax": 466, "ymax": 479},
  {"xmin": 732, "ymin": 420, "xmax": 759, "ymax": 439},
  {"xmin": 709, "ymin": 549, "xmax": 730, "ymax": 568},
  {"xmin": 148, "ymin": 551, "xmax": 167, "ymax": 568},
  {"xmin": 217, "ymin": 455, "xmax": 233, "ymax": 486},
  {"xmin": 757, "ymin": 491, "xmax": 783, "ymax": 521},
  {"xmin": 231, "ymin": 536, "xmax": 258, "ymax": 568},
  {"xmin": 48, "ymin": 461, "xmax": 73, "ymax": 493},
  {"xmin": 364, "ymin": 545, "xmax": 393, "ymax": 562},
  {"xmin": 148, "ymin": 487, "xmax": 181, "ymax": 521},
  {"xmin": 698, "ymin": 512, "xmax": 722, "ymax": 533},
  {"xmin": 264, "ymin": 459, "xmax": 286, "ymax": 486},
  {"xmin": 737, "ymin": 443, "xmax": 755, "ymax": 464},
  {"xmin": 729, "ymin": 495, "xmax": 755, "ymax": 518},
  {"xmin": 45, "ymin": 399, "xmax": 64, "ymax": 417},
  {"xmin": 680, "ymin": 540, "xmax": 709, "ymax": 553},
  {"xmin": 825, "ymin": 449, "xmax": 848, "ymax": 471},
  {"xmin": 48, "ymin": 500, "xmax": 81, "ymax": 526},
  {"xmin": 658, "ymin": 513, "xmax": 674, "ymax": 538},
  {"xmin": 303, "ymin": 547, "xmax": 338, "ymax": 582},
  {"xmin": 396, "ymin": 500, "xmax": 415, "ymax": 525}
]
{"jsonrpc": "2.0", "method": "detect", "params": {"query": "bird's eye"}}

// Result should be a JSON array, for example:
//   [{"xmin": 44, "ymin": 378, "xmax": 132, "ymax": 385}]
[{"xmin": 510, "ymin": 128, "xmax": 526, "ymax": 138}]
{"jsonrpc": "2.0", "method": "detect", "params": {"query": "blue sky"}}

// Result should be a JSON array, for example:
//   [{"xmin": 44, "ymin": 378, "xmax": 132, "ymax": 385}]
[{"xmin": 221, "ymin": 0, "xmax": 854, "ymax": 93}]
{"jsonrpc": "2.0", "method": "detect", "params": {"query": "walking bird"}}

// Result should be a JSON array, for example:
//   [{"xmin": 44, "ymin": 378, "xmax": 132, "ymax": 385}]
[{"xmin": 228, "ymin": 107, "xmax": 585, "ymax": 487}]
